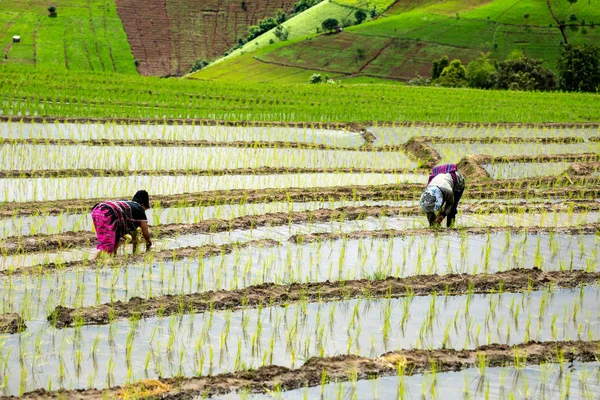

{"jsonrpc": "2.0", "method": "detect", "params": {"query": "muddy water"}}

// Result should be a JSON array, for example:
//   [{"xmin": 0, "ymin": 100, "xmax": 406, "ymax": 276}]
[
  {"xmin": 0, "ymin": 172, "xmax": 426, "ymax": 203},
  {"xmin": 223, "ymin": 362, "xmax": 600, "ymax": 399},
  {"xmin": 0, "ymin": 287, "xmax": 598, "ymax": 395},
  {"xmin": 2, "ymin": 232, "xmax": 597, "ymax": 320},
  {"xmin": 0, "ymin": 144, "xmax": 416, "ymax": 171},
  {"xmin": 433, "ymin": 143, "xmax": 600, "ymax": 165},
  {"xmin": 2, "ymin": 211, "xmax": 597, "ymax": 270},
  {"xmin": 0, "ymin": 198, "xmax": 567, "ymax": 238},
  {"xmin": 0, "ymin": 122, "xmax": 364, "ymax": 147},
  {"xmin": 484, "ymin": 162, "xmax": 571, "ymax": 179},
  {"xmin": 0, "ymin": 200, "xmax": 416, "ymax": 238},
  {"xmin": 369, "ymin": 126, "xmax": 600, "ymax": 146}
]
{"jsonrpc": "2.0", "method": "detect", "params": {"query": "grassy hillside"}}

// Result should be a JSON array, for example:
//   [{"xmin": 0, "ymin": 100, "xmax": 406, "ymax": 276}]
[
  {"xmin": 193, "ymin": 0, "xmax": 600, "ymax": 83},
  {"xmin": 214, "ymin": 1, "xmax": 361, "ymax": 65},
  {"xmin": 0, "ymin": 0, "xmax": 136, "ymax": 73}
]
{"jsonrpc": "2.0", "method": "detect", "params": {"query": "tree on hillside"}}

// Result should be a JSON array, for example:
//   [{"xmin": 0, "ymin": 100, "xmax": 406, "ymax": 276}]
[
  {"xmin": 466, "ymin": 53, "xmax": 497, "ymax": 89},
  {"xmin": 48, "ymin": 5, "xmax": 57, "ymax": 17},
  {"xmin": 431, "ymin": 56, "xmax": 449, "ymax": 79},
  {"xmin": 495, "ymin": 55, "xmax": 556, "ymax": 91},
  {"xmin": 322, "ymin": 18, "xmax": 339, "ymax": 33},
  {"xmin": 436, "ymin": 59, "xmax": 468, "ymax": 87},
  {"xmin": 558, "ymin": 43, "xmax": 600, "ymax": 92},
  {"xmin": 355, "ymin": 10, "xmax": 367, "ymax": 24}
]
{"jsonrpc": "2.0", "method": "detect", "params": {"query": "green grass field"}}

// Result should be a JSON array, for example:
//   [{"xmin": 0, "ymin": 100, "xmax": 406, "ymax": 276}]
[
  {"xmin": 3, "ymin": 65, "xmax": 600, "ymax": 123},
  {"xmin": 0, "ymin": 0, "xmax": 136, "ymax": 73},
  {"xmin": 197, "ymin": 0, "xmax": 600, "ymax": 83}
]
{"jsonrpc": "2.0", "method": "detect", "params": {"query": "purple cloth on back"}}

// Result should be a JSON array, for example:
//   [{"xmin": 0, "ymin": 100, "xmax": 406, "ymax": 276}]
[{"xmin": 427, "ymin": 164, "xmax": 457, "ymax": 186}]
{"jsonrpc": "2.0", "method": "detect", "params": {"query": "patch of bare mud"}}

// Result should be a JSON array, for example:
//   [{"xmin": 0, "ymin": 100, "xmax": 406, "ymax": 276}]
[
  {"xmin": 48, "ymin": 268, "xmax": 600, "ymax": 328},
  {"xmin": 567, "ymin": 162, "xmax": 600, "ymax": 176},
  {"xmin": 0, "ymin": 313, "xmax": 26, "ymax": 334},
  {"xmin": 3, "ymin": 203, "xmax": 599, "ymax": 255}
]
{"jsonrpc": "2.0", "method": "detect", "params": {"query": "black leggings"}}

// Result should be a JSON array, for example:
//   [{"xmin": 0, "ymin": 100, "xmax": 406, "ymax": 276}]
[{"xmin": 447, "ymin": 189, "xmax": 464, "ymax": 228}]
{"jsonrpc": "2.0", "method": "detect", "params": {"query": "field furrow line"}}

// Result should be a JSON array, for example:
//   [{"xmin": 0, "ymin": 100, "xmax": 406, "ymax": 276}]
[{"xmin": 47, "ymin": 268, "xmax": 600, "ymax": 328}]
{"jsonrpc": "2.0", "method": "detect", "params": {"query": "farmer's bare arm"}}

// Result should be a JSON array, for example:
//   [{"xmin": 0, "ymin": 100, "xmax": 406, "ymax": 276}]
[{"xmin": 140, "ymin": 221, "xmax": 152, "ymax": 249}]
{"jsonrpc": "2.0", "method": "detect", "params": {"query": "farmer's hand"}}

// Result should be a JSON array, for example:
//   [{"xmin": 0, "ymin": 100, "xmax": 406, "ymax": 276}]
[
  {"xmin": 435, "ymin": 214, "xmax": 445, "ymax": 224},
  {"xmin": 146, "ymin": 240, "xmax": 153, "ymax": 251}
]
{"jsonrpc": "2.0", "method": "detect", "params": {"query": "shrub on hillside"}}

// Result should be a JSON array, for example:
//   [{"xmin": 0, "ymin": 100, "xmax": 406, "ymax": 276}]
[
  {"xmin": 274, "ymin": 25, "xmax": 290, "ymax": 41},
  {"xmin": 431, "ymin": 56, "xmax": 449, "ymax": 79},
  {"xmin": 558, "ymin": 43, "xmax": 600, "ymax": 92},
  {"xmin": 494, "ymin": 55, "xmax": 556, "ymax": 91},
  {"xmin": 309, "ymin": 73, "xmax": 323, "ymax": 84},
  {"xmin": 466, "ymin": 53, "xmax": 497, "ymax": 89},
  {"xmin": 355, "ymin": 10, "xmax": 367, "ymax": 24},
  {"xmin": 436, "ymin": 59, "xmax": 468, "ymax": 87},
  {"xmin": 190, "ymin": 59, "xmax": 210, "ymax": 73},
  {"xmin": 322, "ymin": 18, "xmax": 339, "ymax": 33}
]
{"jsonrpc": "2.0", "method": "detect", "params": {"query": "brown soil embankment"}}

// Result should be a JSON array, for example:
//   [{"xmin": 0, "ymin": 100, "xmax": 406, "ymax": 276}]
[
  {"xmin": 0, "ymin": 116, "xmax": 363, "ymax": 131},
  {"xmin": 0, "ymin": 313, "xmax": 26, "ymax": 334},
  {"xmin": 403, "ymin": 137, "xmax": 440, "ymax": 168},
  {"xmin": 472, "ymin": 153, "xmax": 600, "ymax": 164},
  {"xmin": 0, "ymin": 239, "xmax": 280, "ymax": 277},
  {"xmin": 3, "ymin": 115, "xmax": 600, "ymax": 129},
  {"xmin": 1, "ymin": 177, "xmax": 598, "ymax": 217},
  {"xmin": 0, "ymin": 138, "xmax": 386, "ymax": 151},
  {"xmin": 290, "ymin": 223, "xmax": 600, "ymax": 243},
  {"xmin": 428, "ymin": 136, "xmax": 585, "ymax": 144},
  {"xmin": 48, "ymin": 268, "xmax": 600, "ymax": 328},
  {"xmin": 0, "ymin": 167, "xmax": 421, "ymax": 180},
  {"xmin": 3, "ymin": 202, "xmax": 599, "ymax": 255},
  {"xmin": 12, "ymin": 340, "xmax": 600, "ymax": 399}
]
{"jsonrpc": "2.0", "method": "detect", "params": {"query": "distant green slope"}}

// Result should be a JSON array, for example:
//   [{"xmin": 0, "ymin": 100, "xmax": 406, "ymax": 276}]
[
  {"xmin": 0, "ymin": 0, "xmax": 136, "ymax": 73},
  {"xmin": 193, "ymin": 0, "xmax": 600, "ymax": 83},
  {"xmin": 212, "ymin": 1, "xmax": 362, "ymax": 66}
]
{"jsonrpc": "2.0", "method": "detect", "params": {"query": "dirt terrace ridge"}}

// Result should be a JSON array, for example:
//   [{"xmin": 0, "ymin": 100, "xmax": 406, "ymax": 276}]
[
  {"xmin": 12, "ymin": 340, "xmax": 600, "ymax": 399},
  {"xmin": 0, "ymin": 138, "xmax": 395, "ymax": 152},
  {"xmin": 470, "ymin": 153, "xmax": 600, "ymax": 164},
  {"xmin": 0, "ymin": 313, "xmax": 26, "ymax": 334},
  {"xmin": 5, "ymin": 224, "xmax": 598, "ymax": 278},
  {"xmin": 1, "ymin": 176, "xmax": 598, "ymax": 217},
  {"xmin": 0, "ymin": 167, "xmax": 422, "ymax": 180},
  {"xmin": 0, "ymin": 116, "xmax": 365, "ymax": 132},
  {"xmin": 3, "ymin": 202, "xmax": 599, "ymax": 255},
  {"xmin": 289, "ymin": 224, "xmax": 600, "ymax": 243},
  {"xmin": 48, "ymin": 268, "xmax": 600, "ymax": 328},
  {"xmin": 0, "ymin": 239, "xmax": 280, "ymax": 277},
  {"xmin": 427, "ymin": 136, "xmax": 585, "ymax": 144},
  {"xmin": 3, "ymin": 115, "xmax": 600, "ymax": 129}
]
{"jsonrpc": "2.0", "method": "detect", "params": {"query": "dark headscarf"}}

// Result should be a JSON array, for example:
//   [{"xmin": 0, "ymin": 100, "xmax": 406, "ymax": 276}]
[{"xmin": 132, "ymin": 190, "xmax": 150, "ymax": 209}]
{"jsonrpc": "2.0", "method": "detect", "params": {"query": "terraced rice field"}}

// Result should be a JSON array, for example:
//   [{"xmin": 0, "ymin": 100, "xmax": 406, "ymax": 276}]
[{"xmin": 0, "ymin": 121, "xmax": 599, "ymax": 398}]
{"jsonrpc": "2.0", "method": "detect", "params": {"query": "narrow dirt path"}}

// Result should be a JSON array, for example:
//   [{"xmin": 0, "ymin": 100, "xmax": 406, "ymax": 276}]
[{"xmin": 546, "ymin": 0, "xmax": 568, "ymax": 44}]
